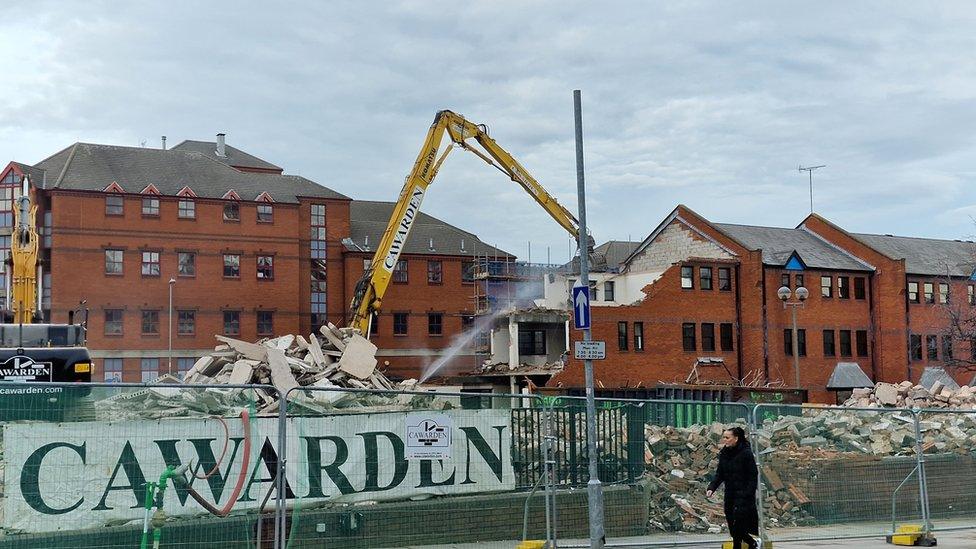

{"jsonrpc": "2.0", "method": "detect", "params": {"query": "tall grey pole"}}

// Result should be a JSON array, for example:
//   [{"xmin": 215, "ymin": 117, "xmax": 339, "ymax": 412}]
[
  {"xmin": 790, "ymin": 305, "xmax": 800, "ymax": 388},
  {"xmin": 574, "ymin": 89, "xmax": 604, "ymax": 548}
]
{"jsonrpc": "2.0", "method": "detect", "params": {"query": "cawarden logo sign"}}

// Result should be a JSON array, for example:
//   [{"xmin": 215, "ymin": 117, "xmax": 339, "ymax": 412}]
[
  {"xmin": 0, "ymin": 355, "xmax": 52, "ymax": 382},
  {"xmin": 406, "ymin": 413, "xmax": 452, "ymax": 460},
  {"xmin": 381, "ymin": 187, "xmax": 426, "ymax": 272},
  {"xmin": 1, "ymin": 409, "xmax": 512, "ymax": 534}
]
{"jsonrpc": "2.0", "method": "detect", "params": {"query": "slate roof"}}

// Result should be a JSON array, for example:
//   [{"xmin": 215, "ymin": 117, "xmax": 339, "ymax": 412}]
[
  {"xmin": 11, "ymin": 162, "xmax": 47, "ymax": 186},
  {"xmin": 826, "ymin": 362, "xmax": 873, "ymax": 389},
  {"xmin": 558, "ymin": 240, "xmax": 640, "ymax": 274},
  {"xmin": 852, "ymin": 233, "xmax": 976, "ymax": 277},
  {"xmin": 344, "ymin": 200, "xmax": 510, "ymax": 258},
  {"xmin": 918, "ymin": 366, "xmax": 961, "ymax": 391},
  {"xmin": 714, "ymin": 223, "xmax": 873, "ymax": 272},
  {"xmin": 32, "ymin": 143, "xmax": 348, "ymax": 203},
  {"xmin": 170, "ymin": 140, "xmax": 282, "ymax": 171}
]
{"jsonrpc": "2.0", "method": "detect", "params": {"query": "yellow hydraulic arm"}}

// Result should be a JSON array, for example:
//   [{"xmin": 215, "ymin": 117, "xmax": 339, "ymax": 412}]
[
  {"xmin": 349, "ymin": 110, "xmax": 590, "ymax": 334},
  {"xmin": 10, "ymin": 175, "xmax": 39, "ymax": 324}
]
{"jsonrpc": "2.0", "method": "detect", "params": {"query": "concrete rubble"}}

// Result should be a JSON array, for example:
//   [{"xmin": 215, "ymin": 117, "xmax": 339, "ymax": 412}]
[
  {"xmin": 94, "ymin": 324, "xmax": 434, "ymax": 419},
  {"xmin": 844, "ymin": 381, "xmax": 976, "ymax": 409}
]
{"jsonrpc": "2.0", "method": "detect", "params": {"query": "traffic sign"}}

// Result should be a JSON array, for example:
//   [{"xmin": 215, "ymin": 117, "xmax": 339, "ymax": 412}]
[
  {"xmin": 572, "ymin": 285, "xmax": 591, "ymax": 330},
  {"xmin": 574, "ymin": 341, "xmax": 605, "ymax": 360}
]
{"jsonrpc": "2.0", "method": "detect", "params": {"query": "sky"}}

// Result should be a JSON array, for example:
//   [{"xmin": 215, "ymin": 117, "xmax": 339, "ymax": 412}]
[{"xmin": 4, "ymin": 2, "xmax": 976, "ymax": 263}]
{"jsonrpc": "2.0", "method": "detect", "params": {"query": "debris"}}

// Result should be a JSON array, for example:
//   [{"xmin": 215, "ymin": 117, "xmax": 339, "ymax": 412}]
[{"xmin": 843, "ymin": 380, "xmax": 975, "ymax": 409}]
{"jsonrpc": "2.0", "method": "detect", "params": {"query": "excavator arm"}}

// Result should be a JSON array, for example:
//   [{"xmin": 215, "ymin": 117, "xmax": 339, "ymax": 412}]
[
  {"xmin": 9, "ymin": 175, "xmax": 39, "ymax": 324},
  {"xmin": 348, "ymin": 110, "xmax": 591, "ymax": 334}
]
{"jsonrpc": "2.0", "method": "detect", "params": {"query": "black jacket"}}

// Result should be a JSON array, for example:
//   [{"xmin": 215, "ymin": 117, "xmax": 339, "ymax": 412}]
[{"xmin": 707, "ymin": 439, "xmax": 758, "ymax": 505}]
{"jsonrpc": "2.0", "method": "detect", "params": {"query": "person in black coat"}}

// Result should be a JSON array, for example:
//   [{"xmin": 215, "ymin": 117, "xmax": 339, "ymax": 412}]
[{"xmin": 706, "ymin": 426, "xmax": 759, "ymax": 549}]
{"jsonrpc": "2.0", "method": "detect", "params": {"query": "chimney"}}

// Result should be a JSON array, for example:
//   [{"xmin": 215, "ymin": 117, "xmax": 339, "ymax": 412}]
[
  {"xmin": 216, "ymin": 133, "xmax": 226, "ymax": 157},
  {"xmin": 161, "ymin": 136, "xmax": 167, "ymax": 150}
]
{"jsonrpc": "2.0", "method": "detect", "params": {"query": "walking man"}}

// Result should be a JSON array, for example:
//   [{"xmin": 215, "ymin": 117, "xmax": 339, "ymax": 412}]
[{"xmin": 706, "ymin": 426, "xmax": 760, "ymax": 549}]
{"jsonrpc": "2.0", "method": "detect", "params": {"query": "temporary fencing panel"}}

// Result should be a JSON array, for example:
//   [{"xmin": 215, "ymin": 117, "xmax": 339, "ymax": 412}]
[
  {"xmin": 0, "ymin": 382, "xmax": 281, "ymax": 548},
  {"xmin": 753, "ymin": 404, "xmax": 925, "ymax": 543},
  {"xmin": 279, "ymin": 387, "xmax": 555, "ymax": 548},
  {"xmin": 915, "ymin": 409, "xmax": 976, "ymax": 533}
]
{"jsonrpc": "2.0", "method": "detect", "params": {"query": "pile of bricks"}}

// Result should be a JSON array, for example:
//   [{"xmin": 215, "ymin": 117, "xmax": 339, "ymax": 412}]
[{"xmin": 843, "ymin": 381, "xmax": 976, "ymax": 409}]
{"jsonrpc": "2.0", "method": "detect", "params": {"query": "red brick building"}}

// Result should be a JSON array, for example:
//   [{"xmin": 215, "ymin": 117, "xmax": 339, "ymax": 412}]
[
  {"xmin": 550, "ymin": 205, "xmax": 976, "ymax": 402},
  {"xmin": 0, "ymin": 136, "xmax": 506, "ymax": 382}
]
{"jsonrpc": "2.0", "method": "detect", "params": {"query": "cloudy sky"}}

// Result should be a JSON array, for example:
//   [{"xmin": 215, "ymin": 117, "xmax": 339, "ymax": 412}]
[{"xmin": 4, "ymin": 2, "xmax": 976, "ymax": 262}]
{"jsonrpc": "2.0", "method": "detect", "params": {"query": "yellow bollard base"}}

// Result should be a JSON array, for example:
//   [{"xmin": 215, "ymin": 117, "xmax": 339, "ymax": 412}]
[
  {"xmin": 886, "ymin": 524, "xmax": 937, "ymax": 546},
  {"xmin": 516, "ymin": 541, "xmax": 546, "ymax": 549}
]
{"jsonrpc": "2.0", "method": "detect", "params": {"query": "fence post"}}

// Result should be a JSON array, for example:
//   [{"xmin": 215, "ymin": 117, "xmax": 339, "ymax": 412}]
[
  {"xmin": 275, "ymin": 387, "xmax": 289, "ymax": 549},
  {"xmin": 912, "ymin": 410, "xmax": 933, "ymax": 536},
  {"xmin": 543, "ymin": 400, "xmax": 559, "ymax": 547},
  {"xmin": 752, "ymin": 404, "xmax": 770, "ymax": 547}
]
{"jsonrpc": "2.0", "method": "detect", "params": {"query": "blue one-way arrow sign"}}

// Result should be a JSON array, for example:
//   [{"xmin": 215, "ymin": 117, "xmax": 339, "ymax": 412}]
[{"xmin": 572, "ymin": 284, "xmax": 590, "ymax": 330}]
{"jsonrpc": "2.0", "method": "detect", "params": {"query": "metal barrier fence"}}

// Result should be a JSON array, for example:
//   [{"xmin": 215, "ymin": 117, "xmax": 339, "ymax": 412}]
[
  {"xmin": 1, "ymin": 382, "xmax": 975, "ymax": 548},
  {"xmin": 753, "ymin": 404, "xmax": 926, "ymax": 544}
]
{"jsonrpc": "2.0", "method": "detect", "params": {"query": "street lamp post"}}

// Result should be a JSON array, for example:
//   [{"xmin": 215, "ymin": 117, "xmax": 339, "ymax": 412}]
[
  {"xmin": 778, "ymin": 285, "xmax": 808, "ymax": 387},
  {"xmin": 168, "ymin": 278, "xmax": 176, "ymax": 376}
]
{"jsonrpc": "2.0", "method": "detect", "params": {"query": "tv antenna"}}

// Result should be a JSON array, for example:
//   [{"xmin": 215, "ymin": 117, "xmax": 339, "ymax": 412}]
[{"xmin": 798, "ymin": 164, "xmax": 825, "ymax": 214}]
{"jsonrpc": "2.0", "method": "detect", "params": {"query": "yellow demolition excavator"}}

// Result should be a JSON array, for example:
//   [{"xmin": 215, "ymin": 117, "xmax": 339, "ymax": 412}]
[{"xmin": 344, "ymin": 110, "xmax": 592, "ymax": 371}]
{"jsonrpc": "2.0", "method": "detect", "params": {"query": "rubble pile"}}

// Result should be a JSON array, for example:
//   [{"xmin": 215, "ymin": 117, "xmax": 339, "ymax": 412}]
[
  {"xmin": 843, "ymin": 381, "xmax": 976, "ymax": 409},
  {"xmin": 96, "ymin": 324, "xmax": 424, "ymax": 419}
]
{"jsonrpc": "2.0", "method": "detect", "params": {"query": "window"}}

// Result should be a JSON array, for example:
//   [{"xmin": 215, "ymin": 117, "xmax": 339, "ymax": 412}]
[
  {"xmin": 823, "ymin": 330, "xmax": 835, "ymax": 357},
  {"xmin": 427, "ymin": 260, "xmax": 442, "ymax": 284},
  {"xmin": 780, "ymin": 273, "xmax": 791, "ymax": 289},
  {"xmin": 177, "ymin": 358, "xmax": 195, "ymax": 379},
  {"xmin": 104, "ymin": 309, "xmax": 123, "ymax": 335},
  {"xmin": 105, "ymin": 195, "xmax": 124, "ymax": 216},
  {"xmin": 923, "ymin": 283, "xmax": 934, "ymax": 304},
  {"xmin": 393, "ymin": 260, "xmax": 408, "ymax": 283},
  {"xmin": 821, "ymin": 276, "xmax": 832, "ymax": 298},
  {"xmin": 681, "ymin": 266, "xmax": 694, "ymax": 289},
  {"xmin": 784, "ymin": 329, "xmax": 807, "ymax": 356},
  {"xmin": 970, "ymin": 285, "xmax": 975, "ymax": 305},
  {"xmin": 939, "ymin": 283, "xmax": 949, "ymax": 304},
  {"xmin": 942, "ymin": 336, "xmax": 953, "ymax": 361},
  {"xmin": 141, "ymin": 358, "xmax": 159, "ymax": 383},
  {"xmin": 854, "ymin": 277, "xmax": 866, "ymax": 300},
  {"xmin": 910, "ymin": 334, "xmax": 922, "ymax": 361},
  {"xmin": 462, "ymin": 260, "xmax": 476, "ymax": 283},
  {"xmin": 428, "ymin": 313, "xmax": 443, "ymax": 336},
  {"xmin": 223, "ymin": 202, "xmax": 240, "ymax": 221},
  {"xmin": 701, "ymin": 323, "xmax": 715, "ymax": 352},
  {"xmin": 604, "ymin": 281, "xmax": 616, "ymax": 302},
  {"xmin": 393, "ymin": 312, "xmax": 408, "ymax": 335},
  {"xmin": 795, "ymin": 274, "xmax": 804, "ymax": 289},
  {"xmin": 718, "ymin": 268, "xmax": 732, "ymax": 291},
  {"xmin": 223, "ymin": 311, "xmax": 241, "ymax": 336},
  {"xmin": 838, "ymin": 277, "xmax": 850, "ymax": 299},
  {"xmin": 223, "ymin": 254, "xmax": 240, "ymax": 278},
  {"xmin": 368, "ymin": 313, "xmax": 379, "ymax": 336},
  {"xmin": 142, "ymin": 197, "xmax": 159, "ymax": 216},
  {"xmin": 634, "ymin": 322, "xmax": 644, "ymax": 351},
  {"xmin": 177, "ymin": 310, "xmax": 195, "ymax": 336},
  {"xmin": 257, "ymin": 203, "xmax": 274, "ymax": 223},
  {"xmin": 926, "ymin": 335, "xmax": 938, "ymax": 360},
  {"xmin": 856, "ymin": 330, "xmax": 869, "ymax": 357},
  {"xmin": 105, "ymin": 249, "xmax": 123, "ymax": 275},
  {"xmin": 178, "ymin": 199, "xmax": 195, "ymax": 219},
  {"xmin": 178, "ymin": 252, "xmax": 195, "ymax": 277},
  {"xmin": 839, "ymin": 330, "xmax": 852, "ymax": 357},
  {"xmin": 256, "ymin": 311, "xmax": 274, "ymax": 336},
  {"xmin": 617, "ymin": 322, "xmax": 628, "ymax": 351},
  {"xmin": 310, "ymin": 259, "xmax": 327, "ymax": 328},
  {"xmin": 141, "ymin": 310, "xmax": 159, "ymax": 335},
  {"xmin": 310, "ymin": 204, "xmax": 326, "ymax": 259},
  {"xmin": 700, "ymin": 267, "xmax": 713, "ymax": 290},
  {"xmin": 103, "ymin": 358, "xmax": 123, "ymax": 383},
  {"xmin": 682, "ymin": 323, "xmax": 696, "ymax": 351},
  {"xmin": 257, "ymin": 255, "xmax": 274, "ymax": 280},
  {"xmin": 908, "ymin": 282, "xmax": 919, "ymax": 303},
  {"xmin": 461, "ymin": 315, "xmax": 474, "ymax": 331},
  {"xmin": 141, "ymin": 251, "xmax": 160, "ymax": 276},
  {"xmin": 518, "ymin": 329, "xmax": 546, "ymax": 356},
  {"xmin": 720, "ymin": 323, "xmax": 733, "ymax": 351}
]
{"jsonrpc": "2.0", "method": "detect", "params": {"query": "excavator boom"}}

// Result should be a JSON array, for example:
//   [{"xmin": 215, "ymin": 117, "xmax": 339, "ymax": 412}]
[{"xmin": 349, "ymin": 110, "xmax": 589, "ymax": 334}]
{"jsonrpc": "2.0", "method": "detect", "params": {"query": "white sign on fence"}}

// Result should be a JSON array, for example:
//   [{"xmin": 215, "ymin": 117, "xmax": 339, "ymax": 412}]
[
  {"xmin": 0, "ymin": 409, "xmax": 512, "ymax": 534},
  {"xmin": 406, "ymin": 413, "xmax": 453, "ymax": 460}
]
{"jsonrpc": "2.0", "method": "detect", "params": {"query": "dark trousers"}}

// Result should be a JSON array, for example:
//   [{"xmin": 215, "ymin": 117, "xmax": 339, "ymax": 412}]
[{"xmin": 725, "ymin": 500, "xmax": 758, "ymax": 548}]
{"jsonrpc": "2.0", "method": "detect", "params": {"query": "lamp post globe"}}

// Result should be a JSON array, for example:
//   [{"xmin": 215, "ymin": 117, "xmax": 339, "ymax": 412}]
[
  {"xmin": 777, "ymin": 286, "xmax": 792, "ymax": 301},
  {"xmin": 795, "ymin": 286, "xmax": 810, "ymax": 301}
]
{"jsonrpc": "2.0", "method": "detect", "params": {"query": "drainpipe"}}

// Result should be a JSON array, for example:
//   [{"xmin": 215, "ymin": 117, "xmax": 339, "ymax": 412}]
[
  {"xmin": 760, "ymin": 255, "xmax": 770, "ymax": 381},
  {"xmin": 734, "ymin": 263, "xmax": 743, "ymax": 381}
]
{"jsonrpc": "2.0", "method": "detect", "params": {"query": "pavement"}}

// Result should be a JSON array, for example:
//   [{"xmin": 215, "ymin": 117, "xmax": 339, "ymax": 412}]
[{"xmin": 385, "ymin": 527, "xmax": 976, "ymax": 548}]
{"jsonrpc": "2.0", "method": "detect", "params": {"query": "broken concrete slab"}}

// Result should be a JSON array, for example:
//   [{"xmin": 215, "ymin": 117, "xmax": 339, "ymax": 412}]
[
  {"xmin": 267, "ymin": 348, "xmax": 300, "ymax": 395},
  {"xmin": 337, "ymin": 333, "xmax": 377, "ymax": 380},
  {"xmin": 216, "ymin": 335, "xmax": 269, "ymax": 362}
]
